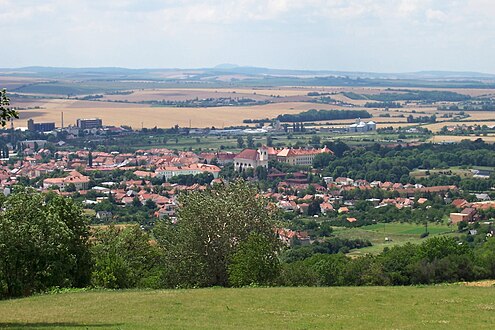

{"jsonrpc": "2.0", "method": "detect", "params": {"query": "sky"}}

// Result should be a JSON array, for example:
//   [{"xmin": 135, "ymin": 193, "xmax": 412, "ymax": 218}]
[{"xmin": 1, "ymin": 0, "xmax": 495, "ymax": 73}]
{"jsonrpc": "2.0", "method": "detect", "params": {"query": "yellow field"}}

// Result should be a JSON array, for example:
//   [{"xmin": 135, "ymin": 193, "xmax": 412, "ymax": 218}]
[
  {"xmin": 459, "ymin": 112, "xmax": 495, "ymax": 120},
  {"xmin": 10, "ymin": 85, "xmax": 495, "ymax": 129},
  {"xmin": 15, "ymin": 100, "xmax": 346, "ymax": 128},
  {"xmin": 423, "ymin": 121, "xmax": 495, "ymax": 133},
  {"xmin": 430, "ymin": 135, "xmax": 495, "ymax": 143}
]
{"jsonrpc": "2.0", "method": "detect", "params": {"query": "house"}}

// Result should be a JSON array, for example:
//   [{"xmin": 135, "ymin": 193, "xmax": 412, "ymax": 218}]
[
  {"xmin": 461, "ymin": 208, "xmax": 478, "ymax": 221},
  {"xmin": 96, "ymin": 211, "xmax": 113, "ymax": 221},
  {"xmin": 451, "ymin": 199, "xmax": 468, "ymax": 209},
  {"xmin": 154, "ymin": 203, "xmax": 177, "ymax": 218},
  {"xmin": 277, "ymin": 228, "xmax": 311, "ymax": 246},
  {"xmin": 155, "ymin": 163, "xmax": 221, "ymax": 181},
  {"xmin": 43, "ymin": 171, "xmax": 90, "ymax": 191},
  {"xmin": 233, "ymin": 147, "xmax": 269, "ymax": 172},
  {"xmin": 450, "ymin": 208, "xmax": 478, "ymax": 224},
  {"xmin": 320, "ymin": 202, "xmax": 334, "ymax": 214}
]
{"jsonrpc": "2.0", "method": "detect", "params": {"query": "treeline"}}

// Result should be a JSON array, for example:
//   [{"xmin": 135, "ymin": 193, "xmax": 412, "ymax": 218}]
[
  {"xmin": 281, "ymin": 238, "xmax": 372, "ymax": 263},
  {"xmin": 364, "ymin": 102, "xmax": 402, "ymax": 108},
  {"xmin": 439, "ymin": 101, "xmax": 495, "ymax": 111},
  {"xmin": 281, "ymin": 236, "xmax": 495, "ymax": 286},
  {"xmin": 145, "ymin": 97, "xmax": 269, "ymax": 108},
  {"xmin": 407, "ymin": 114, "xmax": 436, "ymax": 123},
  {"xmin": 313, "ymin": 139, "xmax": 495, "ymax": 183},
  {"xmin": 276, "ymin": 109, "xmax": 371, "ymax": 123},
  {"xmin": 344, "ymin": 90, "xmax": 470, "ymax": 102}
]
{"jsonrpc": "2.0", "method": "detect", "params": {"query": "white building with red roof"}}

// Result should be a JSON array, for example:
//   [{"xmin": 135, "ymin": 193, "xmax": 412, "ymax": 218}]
[
  {"xmin": 233, "ymin": 147, "xmax": 269, "ymax": 172},
  {"xmin": 276, "ymin": 146, "xmax": 333, "ymax": 166},
  {"xmin": 155, "ymin": 163, "xmax": 221, "ymax": 181}
]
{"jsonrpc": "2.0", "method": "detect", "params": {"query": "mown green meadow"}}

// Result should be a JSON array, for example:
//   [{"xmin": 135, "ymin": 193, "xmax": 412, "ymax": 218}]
[
  {"xmin": 334, "ymin": 223, "xmax": 456, "ymax": 256},
  {"xmin": 0, "ymin": 285, "xmax": 494, "ymax": 329}
]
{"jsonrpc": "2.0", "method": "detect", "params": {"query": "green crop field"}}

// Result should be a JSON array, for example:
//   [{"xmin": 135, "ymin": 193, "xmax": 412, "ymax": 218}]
[{"xmin": 0, "ymin": 286, "xmax": 494, "ymax": 329}]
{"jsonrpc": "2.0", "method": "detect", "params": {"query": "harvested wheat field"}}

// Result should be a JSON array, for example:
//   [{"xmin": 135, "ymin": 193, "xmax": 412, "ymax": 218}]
[
  {"xmin": 14, "ymin": 100, "xmax": 349, "ymax": 128},
  {"xmin": 430, "ymin": 135, "xmax": 495, "ymax": 143}
]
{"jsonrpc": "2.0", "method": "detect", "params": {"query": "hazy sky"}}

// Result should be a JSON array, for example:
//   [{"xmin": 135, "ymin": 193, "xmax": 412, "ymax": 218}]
[{"xmin": 1, "ymin": 0, "xmax": 495, "ymax": 73}]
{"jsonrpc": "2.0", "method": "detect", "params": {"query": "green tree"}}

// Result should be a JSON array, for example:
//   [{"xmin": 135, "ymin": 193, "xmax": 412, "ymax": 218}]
[
  {"xmin": 145, "ymin": 199, "xmax": 157, "ymax": 210},
  {"xmin": 310, "ymin": 135, "xmax": 321, "ymax": 147},
  {"xmin": 154, "ymin": 180, "xmax": 280, "ymax": 288},
  {"xmin": 267, "ymin": 135, "xmax": 273, "ymax": 147},
  {"xmin": 65, "ymin": 183, "xmax": 77, "ymax": 192},
  {"xmin": 91, "ymin": 225, "xmax": 162, "ymax": 289},
  {"xmin": 0, "ymin": 89, "xmax": 18, "ymax": 127},
  {"xmin": 228, "ymin": 233, "xmax": 281, "ymax": 287},
  {"xmin": 0, "ymin": 189, "xmax": 90, "ymax": 297},
  {"xmin": 255, "ymin": 166, "xmax": 268, "ymax": 180},
  {"xmin": 247, "ymin": 135, "xmax": 255, "ymax": 148},
  {"xmin": 237, "ymin": 136, "xmax": 245, "ymax": 149}
]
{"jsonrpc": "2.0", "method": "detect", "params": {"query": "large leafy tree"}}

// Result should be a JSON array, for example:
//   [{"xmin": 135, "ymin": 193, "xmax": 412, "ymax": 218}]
[
  {"xmin": 155, "ymin": 180, "xmax": 280, "ymax": 287},
  {"xmin": 0, "ymin": 189, "xmax": 91, "ymax": 297},
  {"xmin": 0, "ymin": 89, "xmax": 18, "ymax": 127},
  {"xmin": 91, "ymin": 225, "xmax": 162, "ymax": 289}
]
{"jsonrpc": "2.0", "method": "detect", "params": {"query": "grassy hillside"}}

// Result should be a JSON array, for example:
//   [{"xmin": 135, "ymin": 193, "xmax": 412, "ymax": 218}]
[{"xmin": 0, "ymin": 285, "xmax": 494, "ymax": 329}]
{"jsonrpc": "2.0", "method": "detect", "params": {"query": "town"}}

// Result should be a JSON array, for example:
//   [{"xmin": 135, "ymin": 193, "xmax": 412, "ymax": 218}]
[{"xmin": 1, "ymin": 115, "xmax": 494, "ymax": 248}]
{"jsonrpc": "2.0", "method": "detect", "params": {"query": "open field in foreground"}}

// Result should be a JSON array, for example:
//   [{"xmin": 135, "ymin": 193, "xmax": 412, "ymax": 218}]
[{"xmin": 0, "ymin": 286, "xmax": 494, "ymax": 329}]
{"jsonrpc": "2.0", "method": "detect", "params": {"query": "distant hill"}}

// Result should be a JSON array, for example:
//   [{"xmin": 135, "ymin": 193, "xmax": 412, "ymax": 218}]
[
  {"xmin": 2, "ymin": 65, "xmax": 495, "ymax": 90},
  {"xmin": 1, "ymin": 65, "xmax": 494, "ymax": 81}
]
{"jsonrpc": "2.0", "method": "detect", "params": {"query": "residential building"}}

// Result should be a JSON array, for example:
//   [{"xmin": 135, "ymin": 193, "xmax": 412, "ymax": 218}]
[
  {"xmin": 155, "ymin": 163, "xmax": 221, "ymax": 181},
  {"xmin": 43, "ymin": 170, "xmax": 90, "ymax": 191}
]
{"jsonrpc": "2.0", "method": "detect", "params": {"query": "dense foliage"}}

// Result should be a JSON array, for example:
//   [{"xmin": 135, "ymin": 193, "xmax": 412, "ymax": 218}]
[
  {"xmin": 0, "ymin": 189, "xmax": 91, "ymax": 297},
  {"xmin": 280, "ymin": 236, "xmax": 494, "ymax": 286},
  {"xmin": 315, "ymin": 140, "xmax": 495, "ymax": 184},
  {"xmin": 345, "ymin": 90, "xmax": 470, "ymax": 102},
  {"xmin": 276, "ymin": 109, "xmax": 371, "ymax": 123},
  {"xmin": 364, "ymin": 102, "xmax": 402, "ymax": 108},
  {"xmin": 154, "ymin": 180, "xmax": 281, "ymax": 288}
]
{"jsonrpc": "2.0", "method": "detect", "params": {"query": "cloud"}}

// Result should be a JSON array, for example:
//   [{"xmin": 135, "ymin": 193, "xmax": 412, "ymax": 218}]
[{"xmin": 1, "ymin": 0, "xmax": 495, "ymax": 72}]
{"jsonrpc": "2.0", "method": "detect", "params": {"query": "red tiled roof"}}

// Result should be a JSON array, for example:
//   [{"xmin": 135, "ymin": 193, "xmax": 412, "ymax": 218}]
[{"xmin": 235, "ymin": 149, "xmax": 259, "ymax": 161}]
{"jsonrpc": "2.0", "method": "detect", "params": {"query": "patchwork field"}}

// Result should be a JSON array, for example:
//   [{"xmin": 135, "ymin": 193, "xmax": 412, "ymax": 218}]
[
  {"xmin": 0, "ymin": 286, "xmax": 493, "ymax": 329},
  {"xmin": 6, "ymin": 81, "xmax": 495, "ymax": 130}
]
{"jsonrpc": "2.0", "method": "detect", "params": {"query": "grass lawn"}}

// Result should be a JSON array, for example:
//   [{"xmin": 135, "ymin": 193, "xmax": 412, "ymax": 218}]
[
  {"xmin": 0, "ymin": 286, "xmax": 494, "ymax": 329},
  {"xmin": 410, "ymin": 168, "xmax": 473, "ymax": 178},
  {"xmin": 362, "ymin": 223, "xmax": 452, "ymax": 236},
  {"xmin": 333, "ymin": 223, "xmax": 456, "ymax": 256}
]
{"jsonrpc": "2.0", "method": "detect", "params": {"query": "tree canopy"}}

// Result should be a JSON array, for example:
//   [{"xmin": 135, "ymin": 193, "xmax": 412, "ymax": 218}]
[
  {"xmin": 0, "ymin": 89, "xmax": 18, "ymax": 127},
  {"xmin": 154, "ymin": 180, "xmax": 280, "ymax": 287}
]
